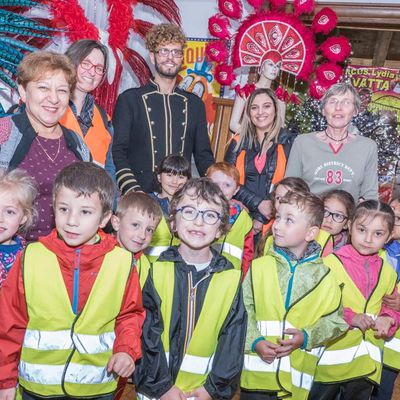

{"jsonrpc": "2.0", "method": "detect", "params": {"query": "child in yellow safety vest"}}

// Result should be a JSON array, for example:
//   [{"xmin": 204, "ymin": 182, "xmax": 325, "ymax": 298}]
[
  {"xmin": 111, "ymin": 191, "xmax": 163, "ymax": 399},
  {"xmin": 372, "ymin": 196, "xmax": 400, "ymax": 400},
  {"xmin": 134, "ymin": 178, "xmax": 247, "ymax": 400},
  {"xmin": 242, "ymin": 190, "xmax": 347, "ymax": 400},
  {"xmin": 310, "ymin": 200, "xmax": 400, "ymax": 400},
  {"xmin": 146, "ymin": 154, "xmax": 191, "ymax": 261},
  {"xmin": 207, "ymin": 162, "xmax": 254, "ymax": 277},
  {"xmin": 0, "ymin": 162, "xmax": 145, "ymax": 400}
]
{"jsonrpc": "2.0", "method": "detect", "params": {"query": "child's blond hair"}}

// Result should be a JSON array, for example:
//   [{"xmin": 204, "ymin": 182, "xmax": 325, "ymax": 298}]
[
  {"xmin": 116, "ymin": 191, "xmax": 163, "ymax": 225},
  {"xmin": 0, "ymin": 169, "xmax": 38, "ymax": 234}
]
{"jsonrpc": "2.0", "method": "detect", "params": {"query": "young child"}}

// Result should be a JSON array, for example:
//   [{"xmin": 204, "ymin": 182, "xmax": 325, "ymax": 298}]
[
  {"xmin": 258, "ymin": 176, "xmax": 310, "ymax": 256},
  {"xmin": 0, "ymin": 162, "xmax": 145, "ymax": 400},
  {"xmin": 242, "ymin": 191, "xmax": 347, "ymax": 400},
  {"xmin": 134, "ymin": 178, "xmax": 247, "ymax": 400},
  {"xmin": 112, "ymin": 191, "xmax": 163, "ymax": 287},
  {"xmin": 207, "ymin": 161, "xmax": 254, "ymax": 276},
  {"xmin": 372, "ymin": 195, "xmax": 400, "ymax": 400},
  {"xmin": 311, "ymin": 200, "xmax": 400, "ymax": 400},
  {"xmin": 321, "ymin": 189, "xmax": 355, "ymax": 251},
  {"xmin": 146, "ymin": 154, "xmax": 191, "ymax": 261},
  {"xmin": 0, "ymin": 169, "xmax": 37, "ymax": 287}
]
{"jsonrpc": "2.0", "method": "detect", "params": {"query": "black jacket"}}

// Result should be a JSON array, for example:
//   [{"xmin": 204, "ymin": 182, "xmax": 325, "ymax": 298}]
[
  {"xmin": 224, "ymin": 129, "xmax": 296, "ymax": 223},
  {"xmin": 112, "ymin": 80, "xmax": 214, "ymax": 193},
  {"xmin": 134, "ymin": 247, "xmax": 247, "ymax": 399}
]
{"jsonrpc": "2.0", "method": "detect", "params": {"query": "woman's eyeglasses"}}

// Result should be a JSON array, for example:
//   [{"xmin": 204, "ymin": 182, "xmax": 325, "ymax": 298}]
[
  {"xmin": 323, "ymin": 209, "xmax": 348, "ymax": 223},
  {"xmin": 80, "ymin": 60, "xmax": 105, "ymax": 75},
  {"xmin": 176, "ymin": 205, "xmax": 221, "ymax": 225}
]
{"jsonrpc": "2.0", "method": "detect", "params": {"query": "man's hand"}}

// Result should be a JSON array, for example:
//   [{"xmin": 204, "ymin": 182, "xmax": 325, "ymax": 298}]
[
  {"xmin": 351, "ymin": 313, "xmax": 375, "ymax": 332},
  {"xmin": 254, "ymin": 339, "xmax": 279, "ymax": 363},
  {"xmin": 185, "ymin": 386, "xmax": 212, "ymax": 399},
  {"xmin": 160, "ymin": 385, "xmax": 187, "ymax": 400},
  {"xmin": 0, "ymin": 388, "xmax": 16, "ymax": 400},
  {"xmin": 258, "ymin": 200, "xmax": 273, "ymax": 220},
  {"xmin": 374, "ymin": 316, "xmax": 395, "ymax": 339},
  {"xmin": 383, "ymin": 293, "xmax": 400, "ymax": 311},
  {"xmin": 276, "ymin": 329, "xmax": 304, "ymax": 358},
  {"xmin": 107, "ymin": 352, "xmax": 135, "ymax": 377}
]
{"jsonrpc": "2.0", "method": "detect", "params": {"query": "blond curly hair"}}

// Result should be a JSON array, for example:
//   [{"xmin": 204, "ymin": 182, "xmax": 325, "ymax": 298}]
[{"xmin": 145, "ymin": 23, "xmax": 187, "ymax": 53}]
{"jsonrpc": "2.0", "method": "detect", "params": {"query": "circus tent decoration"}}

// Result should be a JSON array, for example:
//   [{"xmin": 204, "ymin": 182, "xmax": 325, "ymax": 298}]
[{"xmin": 206, "ymin": 0, "xmax": 352, "ymax": 101}]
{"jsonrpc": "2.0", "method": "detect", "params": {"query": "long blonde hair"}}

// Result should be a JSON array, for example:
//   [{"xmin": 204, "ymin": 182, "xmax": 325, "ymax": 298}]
[{"xmin": 235, "ymin": 88, "xmax": 283, "ymax": 154}]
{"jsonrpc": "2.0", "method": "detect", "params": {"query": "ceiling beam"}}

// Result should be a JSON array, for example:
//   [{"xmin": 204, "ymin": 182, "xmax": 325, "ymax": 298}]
[{"xmin": 372, "ymin": 31, "xmax": 394, "ymax": 66}]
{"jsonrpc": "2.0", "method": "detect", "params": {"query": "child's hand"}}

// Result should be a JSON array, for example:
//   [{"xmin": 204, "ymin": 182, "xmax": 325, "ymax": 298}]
[
  {"xmin": 383, "ymin": 293, "xmax": 400, "ymax": 311},
  {"xmin": 185, "ymin": 386, "xmax": 212, "ymax": 399},
  {"xmin": 106, "ymin": 352, "xmax": 135, "ymax": 377},
  {"xmin": 258, "ymin": 200, "xmax": 273, "ymax": 220},
  {"xmin": 374, "ymin": 316, "xmax": 395, "ymax": 338},
  {"xmin": 254, "ymin": 340, "xmax": 279, "ymax": 363},
  {"xmin": 160, "ymin": 385, "xmax": 186, "ymax": 400},
  {"xmin": 351, "ymin": 313, "xmax": 375, "ymax": 332},
  {"xmin": 0, "ymin": 387, "xmax": 16, "ymax": 400},
  {"xmin": 276, "ymin": 329, "xmax": 304, "ymax": 358}
]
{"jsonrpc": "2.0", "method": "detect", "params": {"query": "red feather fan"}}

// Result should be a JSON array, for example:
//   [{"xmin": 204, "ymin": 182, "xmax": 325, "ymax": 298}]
[
  {"xmin": 140, "ymin": 0, "xmax": 181, "ymax": 25},
  {"xmin": 215, "ymin": 64, "xmax": 236, "ymax": 85},
  {"xmin": 218, "ymin": 0, "xmax": 243, "ymax": 20},
  {"xmin": 247, "ymin": 0, "xmax": 264, "ymax": 9},
  {"xmin": 294, "ymin": 0, "xmax": 315, "ymax": 16},
  {"xmin": 209, "ymin": 14, "xmax": 231, "ymax": 39},
  {"xmin": 320, "ymin": 36, "xmax": 351, "ymax": 63},
  {"xmin": 309, "ymin": 79, "xmax": 329, "ymax": 99},
  {"xmin": 315, "ymin": 62, "xmax": 343, "ymax": 86},
  {"xmin": 205, "ymin": 41, "xmax": 229, "ymax": 63},
  {"xmin": 312, "ymin": 7, "xmax": 337, "ymax": 34},
  {"xmin": 269, "ymin": 0, "xmax": 287, "ymax": 9}
]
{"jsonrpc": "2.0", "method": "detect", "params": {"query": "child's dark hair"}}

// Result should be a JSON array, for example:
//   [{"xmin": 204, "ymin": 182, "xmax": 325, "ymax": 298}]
[
  {"xmin": 169, "ymin": 177, "xmax": 230, "ymax": 235},
  {"xmin": 352, "ymin": 200, "xmax": 395, "ymax": 234},
  {"xmin": 271, "ymin": 177, "xmax": 310, "ymax": 201},
  {"xmin": 280, "ymin": 190, "xmax": 324, "ymax": 227},
  {"xmin": 158, "ymin": 154, "xmax": 192, "ymax": 178},
  {"xmin": 116, "ymin": 191, "xmax": 162, "ymax": 225},
  {"xmin": 53, "ymin": 162, "xmax": 115, "ymax": 216},
  {"xmin": 321, "ymin": 189, "xmax": 355, "ymax": 220}
]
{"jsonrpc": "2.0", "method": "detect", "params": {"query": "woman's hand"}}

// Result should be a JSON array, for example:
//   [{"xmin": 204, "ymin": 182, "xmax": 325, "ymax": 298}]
[{"xmin": 258, "ymin": 200, "xmax": 273, "ymax": 220}]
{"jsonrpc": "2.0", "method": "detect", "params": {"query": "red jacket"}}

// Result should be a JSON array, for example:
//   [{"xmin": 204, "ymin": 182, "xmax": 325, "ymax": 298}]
[{"xmin": 0, "ymin": 229, "xmax": 145, "ymax": 389}]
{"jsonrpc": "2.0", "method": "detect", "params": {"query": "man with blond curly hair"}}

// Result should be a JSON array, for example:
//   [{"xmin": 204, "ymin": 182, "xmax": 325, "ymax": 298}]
[{"xmin": 112, "ymin": 23, "xmax": 214, "ymax": 194}]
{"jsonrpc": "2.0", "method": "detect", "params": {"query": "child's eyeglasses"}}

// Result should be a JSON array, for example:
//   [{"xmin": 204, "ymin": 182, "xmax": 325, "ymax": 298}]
[
  {"xmin": 323, "ymin": 209, "xmax": 348, "ymax": 223},
  {"xmin": 80, "ymin": 60, "xmax": 105, "ymax": 75},
  {"xmin": 176, "ymin": 205, "xmax": 221, "ymax": 225}
]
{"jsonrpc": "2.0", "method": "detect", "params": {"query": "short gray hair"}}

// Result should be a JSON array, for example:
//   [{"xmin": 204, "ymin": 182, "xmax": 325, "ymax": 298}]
[{"xmin": 321, "ymin": 82, "xmax": 361, "ymax": 114}]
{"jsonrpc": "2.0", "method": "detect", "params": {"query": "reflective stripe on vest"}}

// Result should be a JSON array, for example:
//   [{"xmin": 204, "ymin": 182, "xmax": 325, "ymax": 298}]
[
  {"xmin": 232, "ymin": 135, "xmax": 287, "ymax": 188},
  {"xmin": 146, "ymin": 245, "xmax": 170, "ymax": 257},
  {"xmin": 19, "ymin": 243, "xmax": 132, "ymax": 397},
  {"xmin": 23, "ymin": 329, "xmax": 115, "ymax": 353},
  {"xmin": 213, "ymin": 242, "xmax": 243, "ymax": 261},
  {"xmin": 241, "ymin": 255, "xmax": 341, "ymax": 399},
  {"xmin": 152, "ymin": 262, "xmax": 241, "ymax": 392},
  {"xmin": 19, "ymin": 361, "xmax": 114, "ymax": 386},
  {"xmin": 60, "ymin": 105, "xmax": 111, "ymax": 167},
  {"xmin": 315, "ymin": 254, "xmax": 397, "ymax": 384}
]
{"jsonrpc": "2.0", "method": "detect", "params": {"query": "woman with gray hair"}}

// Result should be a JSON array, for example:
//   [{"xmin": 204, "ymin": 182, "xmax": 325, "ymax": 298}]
[{"xmin": 285, "ymin": 82, "xmax": 378, "ymax": 202}]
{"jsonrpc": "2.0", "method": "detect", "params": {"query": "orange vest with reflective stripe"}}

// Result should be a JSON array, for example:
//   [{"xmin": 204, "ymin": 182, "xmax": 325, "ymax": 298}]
[
  {"xmin": 60, "ymin": 105, "xmax": 111, "ymax": 167},
  {"xmin": 232, "ymin": 135, "xmax": 287, "ymax": 186}
]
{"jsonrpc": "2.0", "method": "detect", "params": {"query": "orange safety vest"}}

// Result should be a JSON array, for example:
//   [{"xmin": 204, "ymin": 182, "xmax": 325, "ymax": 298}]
[
  {"xmin": 232, "ymin": 135, "xmax": 287, "ymax": 186},
  {"xmin": 60, "ymin": 105, "xmax": 112, "ymax": 167}
]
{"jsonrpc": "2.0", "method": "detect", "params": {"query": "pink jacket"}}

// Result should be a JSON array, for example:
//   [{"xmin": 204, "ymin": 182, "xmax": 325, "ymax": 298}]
[{"xmin": 336, "ymin": 244, "xmax": 400, "ymax": 337}]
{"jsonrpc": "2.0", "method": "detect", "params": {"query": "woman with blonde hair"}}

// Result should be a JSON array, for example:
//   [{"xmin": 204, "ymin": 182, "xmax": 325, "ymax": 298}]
[{"xmin": 225, "ymin": 88, "xmax": 296, "ymax": 234}]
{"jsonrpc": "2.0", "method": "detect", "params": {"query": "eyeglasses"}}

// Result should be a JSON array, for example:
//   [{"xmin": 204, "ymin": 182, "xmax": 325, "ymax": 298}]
[
  {"xmin": 176, "ymin": 205, "xmax": 221, "ymax": 225},
  {"xmin": 394, "ymin": 215, "xmax": 400, "ymax": 226},
  {"xmin": 156, "ymin": 48, "xmax": 184, "ymax": 58},
  {"xmin": 323, "ymin": 209, "xmax": 348, "ymax": 223},
  {"xmin": 326, "ymin": 98, "xmax": 354, "ymax": 108},
  {"xmin": 80, "ymin": 60, "xmax": 105, "ymax": 75}
]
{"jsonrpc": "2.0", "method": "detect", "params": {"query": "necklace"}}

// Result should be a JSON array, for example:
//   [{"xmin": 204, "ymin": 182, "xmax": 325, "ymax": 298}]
[
  {"xmin": 325, "ymin": 130, "xmax": 349, "ymax": 143},
  {"xmin": 35, "ymin": 135, "xmax": 61, "ymax": 163}
]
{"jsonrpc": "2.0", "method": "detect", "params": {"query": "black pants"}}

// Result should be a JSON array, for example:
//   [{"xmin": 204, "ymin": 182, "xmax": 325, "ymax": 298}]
[
  {"xmin": 371, "ymin": 366, "xmax": 399, "ymax": 400},
  {"xmin": 240, "ymin": 389, "xmax": 278, "ymax": 400},
  {"xmin": 309, "ymin": 379, "xmax": 374, "ymax": 400},
  {"xmin": 22, "ymin": 390, "xmax": 115, "ymax": 400}
]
